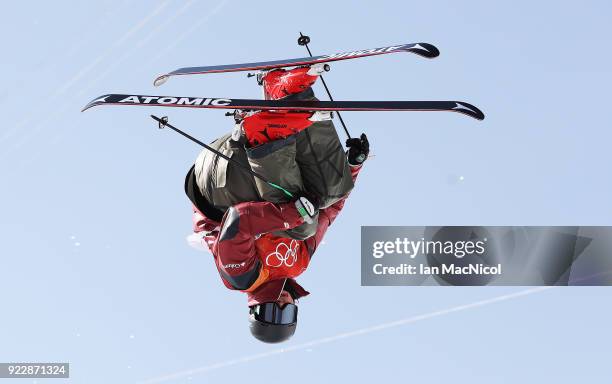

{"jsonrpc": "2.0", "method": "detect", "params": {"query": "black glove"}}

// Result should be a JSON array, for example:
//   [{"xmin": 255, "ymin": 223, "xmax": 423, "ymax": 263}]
[
  {"xmin": 294, "ymin": 194, "xmax": 318, "ymax": 224},
  {"xmin": 346, "ymin": 133, "xmax": 370, "ymax": 165}
]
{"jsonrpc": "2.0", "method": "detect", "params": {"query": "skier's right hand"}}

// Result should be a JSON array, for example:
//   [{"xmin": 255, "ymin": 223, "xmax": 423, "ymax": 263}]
[
  {"xmin": 294, "ymin": 194, "xmax": 318, "ymax": 224},
  {"xmin": 346, "ymin": 133, "xmax": 370, "ymax": 166}
]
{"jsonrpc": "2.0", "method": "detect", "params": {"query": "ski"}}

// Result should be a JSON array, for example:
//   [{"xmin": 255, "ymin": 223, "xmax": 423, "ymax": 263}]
[
  {"xmin": 153, "ymin": 42, "xmax": 440, "ymax": 86},
  {"xmin": 81, "ymin": 94, "xmax": 485, "ymax": 120}
]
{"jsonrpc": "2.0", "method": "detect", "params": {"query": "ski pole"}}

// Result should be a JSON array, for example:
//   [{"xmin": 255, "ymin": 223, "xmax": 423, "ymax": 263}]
[
  {"xmin": 151, "ymin": 115, "xmax": 294, "ymax": 199},
  {"xmin": 298, "ymin": 32, "xmax": 352, "ymax": 139}
]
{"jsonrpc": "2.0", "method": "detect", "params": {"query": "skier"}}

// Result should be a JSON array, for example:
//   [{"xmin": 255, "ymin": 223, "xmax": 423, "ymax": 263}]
[
  {"xmin": 79, "ymin": 37, "xmax": 484, "ymax": 343},
  {"xmin": 184, "ymin": 66, "xmax": 370, "ymax": 343}
]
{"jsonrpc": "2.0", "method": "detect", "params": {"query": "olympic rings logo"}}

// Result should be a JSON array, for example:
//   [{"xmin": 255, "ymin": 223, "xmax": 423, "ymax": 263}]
[{"xmin": 265, "ymin": 240, "xmax": 300, "ymax": 268}]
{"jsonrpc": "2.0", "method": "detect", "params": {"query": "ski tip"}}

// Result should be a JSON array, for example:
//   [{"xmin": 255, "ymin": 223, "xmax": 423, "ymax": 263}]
[
  {"xmin": 153, "ymin": 75, "xmax": 169, "ymax": 87},
  {"xmin": 81, "ymin": 95, "xmax": 106, "ymax": 112},
  {"xmin": 453, "ymin": 101, "xmax": 485, "ymax": 120},
  {"xmin": 408, "ymin": 43, "xmax": 440, "ymax": 59}
]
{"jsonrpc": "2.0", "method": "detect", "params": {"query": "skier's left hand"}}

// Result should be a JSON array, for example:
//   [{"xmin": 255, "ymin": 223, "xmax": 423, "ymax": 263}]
[
  {"xmin": 346, "ymin": 133, "xmax": 369, "ymax": 166},
  {"xmin": 294, "ymin": 194, "xmax": 318, "ymax": 224}
]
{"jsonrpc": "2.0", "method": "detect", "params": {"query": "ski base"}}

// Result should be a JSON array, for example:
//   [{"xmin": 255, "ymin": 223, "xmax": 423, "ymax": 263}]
[{"xmin": 153, "ymin": 42, "xmax": 440, "ymax": 86}]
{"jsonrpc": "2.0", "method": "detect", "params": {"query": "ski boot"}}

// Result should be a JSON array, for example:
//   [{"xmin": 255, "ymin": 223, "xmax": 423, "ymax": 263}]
[
  {"xmin": 260, "ymin": 63, "xmax": 329, "ymax": 100},
  {"xmin": 238, "ymin": 64, "xmax": 331, "ymax": 146}
]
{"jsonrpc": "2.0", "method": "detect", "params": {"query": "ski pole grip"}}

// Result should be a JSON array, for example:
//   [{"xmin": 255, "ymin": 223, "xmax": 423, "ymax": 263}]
[
  {"xmin": 154, "ymin": 115, "xmax": 169, "ymax": 129},
  {"xmin": 297, "ymin": 33, "xmax": 310, "ymax": 46}
]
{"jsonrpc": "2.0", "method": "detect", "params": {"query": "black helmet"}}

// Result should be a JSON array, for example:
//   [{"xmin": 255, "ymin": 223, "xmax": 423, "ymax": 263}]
[{"xmin": 249, "ymin": 302, "xmax": 298, "ymax": 343}]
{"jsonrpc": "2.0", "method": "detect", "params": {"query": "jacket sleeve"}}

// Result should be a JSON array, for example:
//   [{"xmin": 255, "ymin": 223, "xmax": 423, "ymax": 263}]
[
  {"xmin": 192, "ymin": 204, "xmax": 227, "ymax": 251},
  {"xmin": 305, "ymin": 164, "xmax": 362, "ymax": 254},
  {"xmin": 212, "ymin": 200, "xmax": 305, "ymax": 291}
]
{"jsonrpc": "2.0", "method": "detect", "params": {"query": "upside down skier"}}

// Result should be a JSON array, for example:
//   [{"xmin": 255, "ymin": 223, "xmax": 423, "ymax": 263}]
[
  {"xmin": 184, "ymin": 66, "xmax": 369, "ymax": 343},
  {"xmin": 78, "ymin": 36, "xmax": 485, "ymax": 344}
]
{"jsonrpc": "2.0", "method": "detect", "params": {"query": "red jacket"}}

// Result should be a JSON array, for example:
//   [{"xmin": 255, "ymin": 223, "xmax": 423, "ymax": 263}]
[{"xmin": 193, "ymin": 165, "xmax": 362, "ymax": 305}]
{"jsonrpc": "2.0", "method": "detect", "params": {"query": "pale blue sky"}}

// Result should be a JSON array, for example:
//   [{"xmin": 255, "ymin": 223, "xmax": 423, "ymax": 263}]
[{"xmin": 1, "ymin": 1, "xmax": 611, "ymax": 383}]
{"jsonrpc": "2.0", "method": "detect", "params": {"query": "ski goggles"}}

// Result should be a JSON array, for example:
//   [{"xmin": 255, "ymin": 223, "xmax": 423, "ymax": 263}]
[{"xmin": 250, "ymin": 302, "xmax": 298, "ymax": 325}]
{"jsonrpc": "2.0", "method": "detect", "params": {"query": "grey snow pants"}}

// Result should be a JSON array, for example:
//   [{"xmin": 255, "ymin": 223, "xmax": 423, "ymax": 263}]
[{"xmin": 193, "ymin": 119, "xmax": 354, "ymax": 239}]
